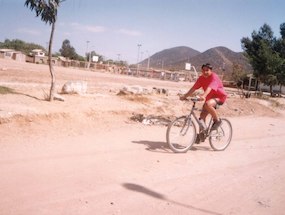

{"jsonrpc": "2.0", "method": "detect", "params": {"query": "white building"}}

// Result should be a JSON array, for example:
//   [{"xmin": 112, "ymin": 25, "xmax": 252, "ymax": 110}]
[
  {"xmin": 30, "ymin": 49, "xmax": 45, "ymax": 57},
  {"xmin": 0, "ymin": 49, "xmax": 26, "ymax": 62}
]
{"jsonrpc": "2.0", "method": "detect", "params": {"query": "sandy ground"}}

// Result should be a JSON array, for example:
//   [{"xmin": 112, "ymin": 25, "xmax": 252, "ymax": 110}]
[{"xmin": 1, "ymin": 58, "xmax": 285, "ymax": 215}]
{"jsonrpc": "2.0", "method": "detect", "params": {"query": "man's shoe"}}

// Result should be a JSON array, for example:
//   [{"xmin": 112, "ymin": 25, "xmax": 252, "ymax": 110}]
[
  {"xmin": 211, "ymin": 119, "xmax": 222, "ymax": 131},
  {"xmin": 199, "ymin": 132, "xmax": 206, "ymax": 142},
  {"xmin": 195, "ymin": 135, "xmax": 200, "ymax": 144}
]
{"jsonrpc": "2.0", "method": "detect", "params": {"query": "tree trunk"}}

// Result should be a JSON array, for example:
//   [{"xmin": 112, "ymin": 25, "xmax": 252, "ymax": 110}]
[{"xmin": 48, "ymin": 21, "xmax": 56, "ymax": 101}]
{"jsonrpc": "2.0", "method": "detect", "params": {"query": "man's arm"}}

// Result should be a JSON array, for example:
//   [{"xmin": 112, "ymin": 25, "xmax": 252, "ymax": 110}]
[
  {"xmin": 180, "ymin": 87, "xmax": 195, "ymax": 100},
  {"xmin": 199, "ymin": 86, "xmax": 212, "ymax": 101}
]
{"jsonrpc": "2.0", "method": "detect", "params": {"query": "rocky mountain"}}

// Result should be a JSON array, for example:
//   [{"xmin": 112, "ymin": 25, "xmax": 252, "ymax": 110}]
[
  {"xmin": 140, "ymin": 46, "xmax": 252, "ymax": 76},
  {"xmin": 140, "ymin": 46, "xmax": 200, "ymax": 69}
]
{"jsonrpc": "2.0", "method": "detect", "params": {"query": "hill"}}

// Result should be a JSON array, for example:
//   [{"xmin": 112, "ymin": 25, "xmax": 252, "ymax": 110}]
[
  {"xmin": 182, "ymin": 46, "xmax": 252, "ymax": 74},
  {"xmin": 140, "ymin": 46, "xmax": 252, "ymax": 76},
  {"xmin": 140, "ymin": 46, "xmax": 200, "ymax": 69}
]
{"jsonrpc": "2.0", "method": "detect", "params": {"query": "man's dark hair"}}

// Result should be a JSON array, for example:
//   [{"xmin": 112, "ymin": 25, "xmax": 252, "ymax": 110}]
[{"xmin": 201, "ymin": 63, "xmax": 213, "ymax": 70}]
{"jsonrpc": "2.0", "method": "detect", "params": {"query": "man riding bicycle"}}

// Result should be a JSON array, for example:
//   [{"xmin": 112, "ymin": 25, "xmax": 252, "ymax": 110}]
[{"xmin": 180, "ymin": 63, "xmax": 227, "ymax": 131}]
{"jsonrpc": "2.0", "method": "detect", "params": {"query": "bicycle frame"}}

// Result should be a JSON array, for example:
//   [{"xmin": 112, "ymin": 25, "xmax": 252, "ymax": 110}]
[{"xmin": 185, "ymin": 99, "xmax": 214, "ymax": 137}]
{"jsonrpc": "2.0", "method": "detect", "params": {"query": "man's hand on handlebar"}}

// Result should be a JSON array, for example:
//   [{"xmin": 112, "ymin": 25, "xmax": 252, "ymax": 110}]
[
  {"xmin": 179, "ymin": 94, "xmax": 188, "ymax": 101},
  {"xmin": 196, "ymin": 95, "xmax": 205, "ymax": 101},
  {"xmin": 179, "ymin": 94, "xmax": 205, "ymax": 102}
]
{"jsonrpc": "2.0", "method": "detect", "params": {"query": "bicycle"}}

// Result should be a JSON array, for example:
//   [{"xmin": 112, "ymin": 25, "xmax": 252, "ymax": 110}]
[{"xmin": 166, "ymin": 97, "xmax": 233, "ymax": 153}]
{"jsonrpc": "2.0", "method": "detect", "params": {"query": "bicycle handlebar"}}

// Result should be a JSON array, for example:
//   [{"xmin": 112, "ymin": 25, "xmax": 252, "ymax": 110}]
[
  {"xmin": 190, "ymin": 97, "xmax": 200, "ymax": 102},
  {"xmin": 181, "ymin": 97, "xmax": 200, "ymax": 102},
  {"xmin": 178, "ymin": 93, "xmax": 202, "ymax": 102}
]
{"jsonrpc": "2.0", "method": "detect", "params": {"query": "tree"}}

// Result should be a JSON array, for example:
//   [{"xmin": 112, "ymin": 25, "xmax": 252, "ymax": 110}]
[
  {"xmin": 59, "ymin": 39, "xmax": 77, "ymax": 59},
  {"xmin": 276, "ymin": 63, "xmax": 285, "ymax": 94},
  {"xmin": 241, "ymin": 23, "xmax": 283, "ymax": 95},
  {"xmin": 86, "ymin": 50, "xmax": 104, "ymax": 63},
  {"xmin": 231, "ymin": 63, "xmax": 247, "ymax": 86},
  {"xmin": 0, "ymin": 39, "xmax": 45, "ymax": 55},
  {"xmin": 25, "ymin": 0, "xmax": 64, "ymax": 101},
  {"xmin": 275, "ymin": 23, "xmax": 285, "ymax": 94},
  {"xmin": 280, "ymin": 23, "xmax": 285, "ymax": 39}
]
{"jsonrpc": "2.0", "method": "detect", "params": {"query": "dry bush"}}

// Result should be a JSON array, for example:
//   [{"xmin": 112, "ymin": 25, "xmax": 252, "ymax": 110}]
[
  {"xmin": 0, "ymin": 86, "xmax": 16, "ymax": 94},
  {"xmin": 120, "ymin": 94, "xmax": 151, "ymax": 104}
]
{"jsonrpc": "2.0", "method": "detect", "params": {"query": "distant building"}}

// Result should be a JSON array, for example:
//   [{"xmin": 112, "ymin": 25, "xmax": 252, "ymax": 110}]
[
  {"xmin": 57, "ymin": 56, "xmax": 71, "ymax": 67},
  {"xmin": 28, "ymin": 49, "xmax": 47, "ymax": 64},
  {"xmin": 30, "ymin": 49, "xmax": 45, "ymax": 57},
  {"xmin": 0, "ymin": 49, "xmax": 26, "ymax": 62}
]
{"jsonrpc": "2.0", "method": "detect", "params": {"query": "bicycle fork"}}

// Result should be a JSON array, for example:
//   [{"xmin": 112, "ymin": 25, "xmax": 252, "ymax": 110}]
[{"xmin": 180, "ymin": 117, "xmax": 192, "ymax": 136}]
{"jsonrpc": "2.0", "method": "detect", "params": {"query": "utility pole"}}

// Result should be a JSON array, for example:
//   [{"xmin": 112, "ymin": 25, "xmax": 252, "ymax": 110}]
[
  {"xmin": 222, "ymin": 62, "xmax": 225, "ymax": 80},
  {"xmin": 146, "ymin": 50, "xmax": 150, "ymax": 71},
  {"xmin": 88, "ymin": 50, "xmax": 91, "ymax": 69},
  {"xmin": 136, "ymin": 44, "xmax": 142, "ymax": 75},
  {"xmin": 86, "ymin": 40, "xmax": 90, "ymax": 69}
]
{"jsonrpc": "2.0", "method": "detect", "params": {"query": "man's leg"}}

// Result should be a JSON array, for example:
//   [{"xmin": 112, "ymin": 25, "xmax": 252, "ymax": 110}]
[
  {"xmin": 199, "ymin": 107, "xmax": 209, "ymax": 121},
  {"xmin": 196, "ymin": 106, "xmax": 209, "ymax": 144},
  {"xmin": 203, "ymin": 99, "xmax": 219, "ymax": 121},
  {"xmin": 204, "ymin": 98, "xmax": 224, "ymax": 130}
]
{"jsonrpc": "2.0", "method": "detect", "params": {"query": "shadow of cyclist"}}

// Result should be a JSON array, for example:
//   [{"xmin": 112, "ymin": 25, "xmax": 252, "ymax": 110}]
[
  {"xmin": 190, "ymin": 145, "xmax": 212, "ymax": 151},
  {"xmin": 132, "ymin": 140, "xmax": 171, "ymax": 153},
  {"xmin": 122, "ymin": 183, "xmax": 222, "ymax": 215},
  {"xmin": 133, "ymin": 140, "xmax": 213, "ymax": 153}
]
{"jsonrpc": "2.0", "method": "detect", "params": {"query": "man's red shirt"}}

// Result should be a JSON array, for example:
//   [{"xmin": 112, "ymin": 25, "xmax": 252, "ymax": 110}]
[{"xmin": 193, "ymin": 72, "xmax": 227, "ymax": 103}]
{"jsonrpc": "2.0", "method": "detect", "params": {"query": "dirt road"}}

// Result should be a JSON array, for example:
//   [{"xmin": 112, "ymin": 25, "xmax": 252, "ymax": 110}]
[{"xmin": 1, "ymin": 115, "xmax": 285, "ymax": 215}]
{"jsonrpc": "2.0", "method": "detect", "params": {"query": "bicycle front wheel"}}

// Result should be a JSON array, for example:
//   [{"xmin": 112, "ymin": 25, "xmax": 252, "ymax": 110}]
[
  {"xmin": 166, "ymin": 116, "xmax": 197, "ymax": 153},
  {"xmin": 209, "ymin": 118, "xmax": 232, "ymax": 151}
]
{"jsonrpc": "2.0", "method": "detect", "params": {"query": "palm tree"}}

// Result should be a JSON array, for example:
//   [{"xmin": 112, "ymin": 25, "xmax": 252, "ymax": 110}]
[{"xmin": 25, "ymin": 0, "xmax": 64, "ymax": 101}]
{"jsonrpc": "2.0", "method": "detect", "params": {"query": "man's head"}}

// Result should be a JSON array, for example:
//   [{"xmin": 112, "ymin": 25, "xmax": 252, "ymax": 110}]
[{"xmin": 201, "ymin": 63, "xmax": 212, "ymax": 77}]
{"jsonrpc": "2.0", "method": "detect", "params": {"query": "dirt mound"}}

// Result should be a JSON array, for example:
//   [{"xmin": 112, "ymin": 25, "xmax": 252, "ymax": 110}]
[
  {"xmin": 0, "ymin": 58, "xmax": 284, "ymax": 127},
  {"xmin": 0, "ymin": 92, "xmax": 283, "ymax": 127}
]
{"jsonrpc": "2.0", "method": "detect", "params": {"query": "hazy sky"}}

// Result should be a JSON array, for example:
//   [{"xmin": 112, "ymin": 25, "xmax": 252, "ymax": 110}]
[{"xmin": 0, "ymin": 0, "xmax": 284, "ymax": 63}]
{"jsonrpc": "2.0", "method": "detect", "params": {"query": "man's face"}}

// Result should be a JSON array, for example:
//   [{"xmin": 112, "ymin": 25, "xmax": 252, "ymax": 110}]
[{"xmin": 202, "ymin": 67, "xmax": 211, "ymax": 77}]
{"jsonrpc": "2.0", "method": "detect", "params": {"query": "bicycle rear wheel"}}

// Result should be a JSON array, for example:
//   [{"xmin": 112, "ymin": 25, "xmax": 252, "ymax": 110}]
[
  {"xmin": 209, "ymin": 118, "xmax": 232, "ymax": 151},
  {"xmin": 166, "ymin": 116, "xmax": 197, "ymax": 153}
]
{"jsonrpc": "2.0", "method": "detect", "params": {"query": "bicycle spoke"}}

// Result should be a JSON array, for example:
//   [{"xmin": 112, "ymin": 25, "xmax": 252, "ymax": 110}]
[
  {"xmin": 166, "ymin": 116, "xmax": 197, "ymax": 153},
  {"xmin": 209, "ymin": 118, "xmax": 232, "ymax": 151}
]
